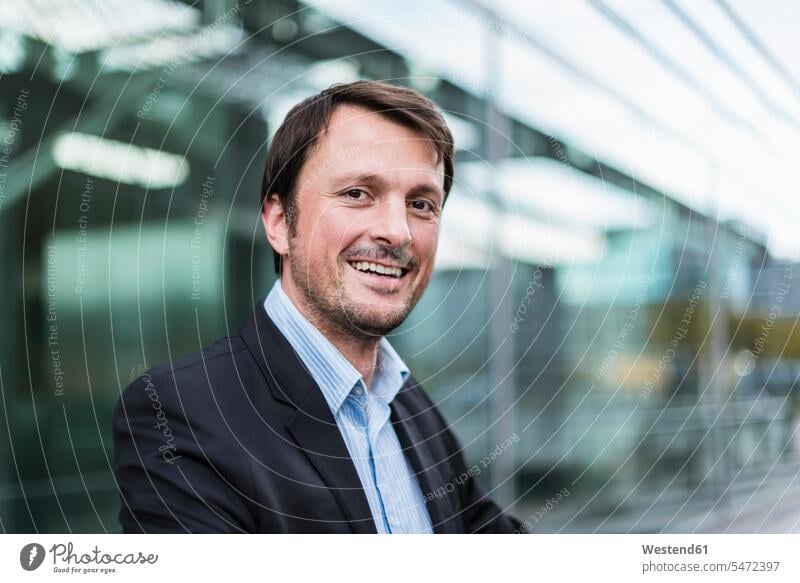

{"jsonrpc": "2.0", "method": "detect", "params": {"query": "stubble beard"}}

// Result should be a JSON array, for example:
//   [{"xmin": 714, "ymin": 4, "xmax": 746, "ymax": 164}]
[{"xmin": 288, "ymin": 245, "xmax": 423, "ymax": 340}]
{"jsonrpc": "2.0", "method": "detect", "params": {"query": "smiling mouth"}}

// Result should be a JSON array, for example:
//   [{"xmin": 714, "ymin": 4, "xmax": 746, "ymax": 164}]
[{"xmin": 346, "ymin": 260, "xmax": 409, "ymax": 279}]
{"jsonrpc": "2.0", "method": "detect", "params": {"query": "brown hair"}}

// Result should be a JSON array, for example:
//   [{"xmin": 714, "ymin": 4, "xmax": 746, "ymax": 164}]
[{"xmin": 261, "ymin": 80, "xmax": 455, "ymax": 274}]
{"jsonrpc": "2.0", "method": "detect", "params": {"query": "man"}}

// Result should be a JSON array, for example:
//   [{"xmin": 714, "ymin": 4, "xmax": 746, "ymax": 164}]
[{"xmin": 114, "ymin": 80, "xmax": 521, "ymax": 533}]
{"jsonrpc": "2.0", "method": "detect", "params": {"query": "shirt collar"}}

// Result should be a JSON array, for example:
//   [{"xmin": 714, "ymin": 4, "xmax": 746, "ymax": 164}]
[{"xmin": 263, "ymin": 279, "xmax": 409, "ymax": 414}]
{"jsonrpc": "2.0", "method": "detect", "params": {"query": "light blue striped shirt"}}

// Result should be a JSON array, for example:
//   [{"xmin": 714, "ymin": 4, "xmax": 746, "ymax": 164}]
[{"xmin": 263, "ymin": 280, "xmax": 433, "ymax": 534}]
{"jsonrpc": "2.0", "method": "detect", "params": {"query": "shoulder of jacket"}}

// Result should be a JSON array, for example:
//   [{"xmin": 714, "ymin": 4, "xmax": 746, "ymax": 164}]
[
  {"xmin": 145, "ymin": 335, "xmax": 248, "ymax": 379},
  {"xmin": 119, "ymin": 335, "xmax": 248, "ymax": 408}
]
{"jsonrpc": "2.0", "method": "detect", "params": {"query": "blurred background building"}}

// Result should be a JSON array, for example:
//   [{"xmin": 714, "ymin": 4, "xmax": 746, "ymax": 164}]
[{"xmin": 2, "ymin": 0, "xmax": 800, "ymax": 533}]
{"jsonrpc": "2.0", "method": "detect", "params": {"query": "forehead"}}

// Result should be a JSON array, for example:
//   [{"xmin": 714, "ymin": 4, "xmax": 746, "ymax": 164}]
[{"xmin": 311, "ymin": 104, "xmax": 442, "ymax": 175}]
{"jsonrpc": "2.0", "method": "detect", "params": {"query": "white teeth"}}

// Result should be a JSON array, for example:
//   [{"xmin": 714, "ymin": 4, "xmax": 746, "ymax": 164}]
[{"xmin": 350, "ymin": 261, "xmax": 403, "ymax": 277}]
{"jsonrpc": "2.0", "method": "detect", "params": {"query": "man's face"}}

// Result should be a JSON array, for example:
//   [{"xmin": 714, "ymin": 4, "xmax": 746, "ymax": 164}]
[{"xmin": 269, "ymin": 104, "xmax": 445, "ymax": 338}]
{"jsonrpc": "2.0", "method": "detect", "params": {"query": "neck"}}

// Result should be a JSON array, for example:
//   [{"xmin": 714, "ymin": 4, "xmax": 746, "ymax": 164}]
[{"xmin": 279, "ymin": 277, "xmax": 381, "ymax": 390}]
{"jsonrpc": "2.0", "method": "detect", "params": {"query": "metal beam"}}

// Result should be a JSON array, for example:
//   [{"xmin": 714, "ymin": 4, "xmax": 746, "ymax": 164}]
[{"xmin": 1, "ymin": 73, "xmax": 157, "ymax": 213}]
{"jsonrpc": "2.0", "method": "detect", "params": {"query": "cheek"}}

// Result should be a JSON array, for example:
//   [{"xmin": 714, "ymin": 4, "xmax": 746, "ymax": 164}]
[
  {"xmin": 312, "ymin": 210, "xmax": 361, "ymax": 267},
  {"xmin": 412, "ymin": 223, "xmax": 440, "ymax": 259}
]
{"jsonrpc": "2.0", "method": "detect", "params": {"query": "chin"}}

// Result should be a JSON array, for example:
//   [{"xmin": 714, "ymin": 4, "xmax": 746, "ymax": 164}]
[{"xmin": 342, "ymin": 303, "xmax": 410, "ymax": 337}]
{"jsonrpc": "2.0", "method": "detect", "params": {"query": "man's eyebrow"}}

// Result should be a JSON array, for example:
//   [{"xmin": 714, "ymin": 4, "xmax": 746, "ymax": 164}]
[
  {"xmin": 331, "ymin": 171, "xmax": 445, "ymax": 201},
  {"xmin": 407, "ymin": 183, "xmax": 445, "ymax": 203},
  {"xmin": 330, "ymin": 172, "xmax": 389, "ymax": 189}
]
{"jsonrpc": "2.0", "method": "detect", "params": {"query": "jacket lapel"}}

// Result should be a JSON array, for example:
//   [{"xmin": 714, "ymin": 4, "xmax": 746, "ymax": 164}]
[
  {"xmin": 391, "ymin": 384, "xmax": 459, "ymax": 534},
  {"xmin": 240, "ymin": 305, "xmax": 377, "ymax": 534},
  {"xmin": 285, "ymin": 393, "xmax": 377, "ymax": 534}
]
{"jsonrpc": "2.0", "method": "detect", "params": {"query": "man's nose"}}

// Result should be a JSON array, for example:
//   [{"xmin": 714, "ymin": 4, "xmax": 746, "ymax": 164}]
[{"xmin": 368, "ymin": 198, "xmax": 412, "ymax": 248}]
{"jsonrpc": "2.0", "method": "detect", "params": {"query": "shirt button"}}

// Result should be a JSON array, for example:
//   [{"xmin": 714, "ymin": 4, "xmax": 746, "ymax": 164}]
[{"xmin": 353, "ymin": 387, "xmax": 363, "ymax": 396}]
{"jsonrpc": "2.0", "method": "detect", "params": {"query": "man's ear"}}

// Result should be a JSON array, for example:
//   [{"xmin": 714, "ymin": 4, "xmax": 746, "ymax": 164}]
[{"xmin": 261, "ymin": 193, "xmax": 290, "ymax": 256}]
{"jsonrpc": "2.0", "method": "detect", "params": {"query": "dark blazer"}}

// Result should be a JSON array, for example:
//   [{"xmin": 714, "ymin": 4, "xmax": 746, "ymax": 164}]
[{"xmin": 113, "ymin": 303, "xmax": 521, "ymax": 533}]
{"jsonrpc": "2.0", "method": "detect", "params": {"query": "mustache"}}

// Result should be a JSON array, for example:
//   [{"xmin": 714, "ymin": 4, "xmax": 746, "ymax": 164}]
[{"xmin": 344, "ymin": 245, "xmax": 417, "ymax": 270}]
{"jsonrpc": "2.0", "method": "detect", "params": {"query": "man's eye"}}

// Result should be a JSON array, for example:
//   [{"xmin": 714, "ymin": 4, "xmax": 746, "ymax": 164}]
[
  {"xmin": 411, "ymin": 200, "xmax": 434, "ymax": 212},
  {"xmin": 344, "ymin": 188, "xmax": 367, "ymax": 200}
]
